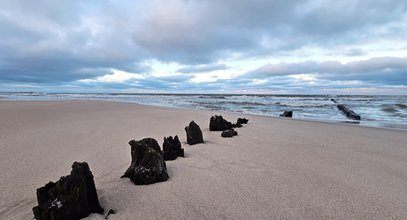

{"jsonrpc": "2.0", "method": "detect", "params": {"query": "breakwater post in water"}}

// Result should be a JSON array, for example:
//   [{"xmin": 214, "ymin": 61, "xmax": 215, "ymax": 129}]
[{"xmin": 331, "ymin": 98, "xmax": 361, "ymax": 120}]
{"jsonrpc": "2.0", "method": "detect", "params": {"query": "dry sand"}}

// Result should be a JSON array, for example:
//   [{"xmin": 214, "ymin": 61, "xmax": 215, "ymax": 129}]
[{"xmin": 1, "ymin": 100, "xmax": 407, "ymax": 219}]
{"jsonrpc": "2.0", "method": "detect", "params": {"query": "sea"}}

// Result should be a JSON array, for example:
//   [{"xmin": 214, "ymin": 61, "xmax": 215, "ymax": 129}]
[{"xmin": 1, "ymin": 92, "xmax": 407, "ymax": 130}]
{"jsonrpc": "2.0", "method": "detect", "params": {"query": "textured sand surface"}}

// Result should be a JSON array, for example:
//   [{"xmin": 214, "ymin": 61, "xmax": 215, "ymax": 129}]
[{"xmin": 1, "ymin": 100, "xmax": 407, "ymax": 219}]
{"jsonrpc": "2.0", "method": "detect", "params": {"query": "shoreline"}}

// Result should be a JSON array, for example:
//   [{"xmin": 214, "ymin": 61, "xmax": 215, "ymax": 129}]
[
  {"xmin": 2, "ymin": 98, "xmax": 407, "ymax": 131},
  {"xmin": 1, "ymin": 100, "xmax": 407, "ymax": 219},
  {"xmin": 1, "ymin": 91, "xmax": 407, "ymax": 96}
]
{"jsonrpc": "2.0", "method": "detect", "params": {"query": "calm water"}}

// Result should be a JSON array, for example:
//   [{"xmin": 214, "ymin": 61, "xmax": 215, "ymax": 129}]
[{"xmin": 1, "ymin": 93, "xmax": 407, "ymax": 130}]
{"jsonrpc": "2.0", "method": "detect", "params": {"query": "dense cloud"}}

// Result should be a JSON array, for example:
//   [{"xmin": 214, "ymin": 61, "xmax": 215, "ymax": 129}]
[
  {"xmin": 250, "ymin": 57, "xmax": 407, "ymax": 84},
  {"xmin": 0, "ymin": 0, "xmax": 406, "ymax": 93}
]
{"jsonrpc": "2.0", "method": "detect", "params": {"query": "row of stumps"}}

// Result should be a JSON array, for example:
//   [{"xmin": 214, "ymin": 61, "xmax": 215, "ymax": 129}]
[
  {"xmin": 36, "ymin": 104, "xmax": 366, "ymax": 219},
  {"xmin": 31, "ymin": 101, "xmax": 361, "ymax": 219},
  {"xmin": 331, "ymin": 98, "xmax": 361, "ymax": 120},
  {"xmin": 32, "ymin": 116, "xmax": 249, "ymax": 220}
]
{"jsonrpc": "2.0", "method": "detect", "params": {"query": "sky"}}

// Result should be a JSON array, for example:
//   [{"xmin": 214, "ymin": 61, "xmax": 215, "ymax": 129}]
[{"xmin": 0, "ymin": 0, "xmax": 407, "ymax": 94}]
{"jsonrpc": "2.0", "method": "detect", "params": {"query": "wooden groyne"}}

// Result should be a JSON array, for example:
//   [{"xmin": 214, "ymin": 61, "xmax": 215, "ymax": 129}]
[{"xmin": 331, "ymin": 98, "xmax": 361, "ymax": 120}]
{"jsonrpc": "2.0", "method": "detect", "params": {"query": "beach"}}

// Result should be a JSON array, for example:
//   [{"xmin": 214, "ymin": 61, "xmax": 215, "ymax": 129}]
[{"xmin": 1, "ymin": 100, "xmax": 407, "ymax": 219}]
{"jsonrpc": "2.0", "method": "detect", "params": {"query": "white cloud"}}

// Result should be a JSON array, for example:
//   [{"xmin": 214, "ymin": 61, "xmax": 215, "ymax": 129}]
[
  {"xmin": 78, "ymin": 68, "xmax": 145, "ymax": 83},
  {"xmin": 252, "ymin": 79, "xmax": 268, "ymax": 85},
  {"xmin": 143, "ymin": 59, "xmax": 184, "ymax": 77},
  {"xmin": 189, "ymin": 69, "xmax": 243, "ymax": 83},
  {"xmin": 288, "ymin": 74, "xmax": 318, "ymax": 85}
]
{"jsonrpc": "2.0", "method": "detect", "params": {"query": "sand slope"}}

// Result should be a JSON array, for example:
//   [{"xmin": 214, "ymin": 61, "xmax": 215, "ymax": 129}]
[{"xmin": 1, "ymin": 100, "xmax": 407, "ymax": 219}]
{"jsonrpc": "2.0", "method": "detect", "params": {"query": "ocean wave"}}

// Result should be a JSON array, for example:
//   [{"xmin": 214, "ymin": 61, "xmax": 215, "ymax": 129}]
[
  {"xmin": 198, "ymin": 95, "xmax": 226, "ymax": 99},
  {"xmin": 200, "ymin": 104, "xmax": 223, "ymax": 110},
  {"xmin": 274, "ymin": 102, "xmax": 333, "ymax": 108},
  {"xmin": 236, "ymin": 101, "xmax": 267, "ymax": 106},
  {"xmin": 335, "ymin": 97, "xmax": 375, "ymax": 102},
  {"xmin": 381, "ymin": 105, "xmax": 398, "ymax": 113},
  {"xmin": 194, "ymin": 100, "xmax": 267, "ymax": 106},
  {"xmin": 396, "ymin": 103, "xmax": 407, "ymax": 109},
  {"xmin": 241, "ymin": 106, "xmax": 256, "ymax": 109},
  {"xmin": 381, "ymin": 103, "xmax": 407, "ymax": 115}
]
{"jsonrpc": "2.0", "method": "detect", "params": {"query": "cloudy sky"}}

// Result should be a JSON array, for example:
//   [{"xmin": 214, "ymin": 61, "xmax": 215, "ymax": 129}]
[{"xmin": 1, "ymin": 0, "xmax": 407, "ymax": 94}]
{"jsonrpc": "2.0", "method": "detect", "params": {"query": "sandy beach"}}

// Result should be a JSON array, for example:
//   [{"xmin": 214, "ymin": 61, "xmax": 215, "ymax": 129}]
[{"xmin": 1, "ymin": 100, "xmax": 407, "ymax": 219}]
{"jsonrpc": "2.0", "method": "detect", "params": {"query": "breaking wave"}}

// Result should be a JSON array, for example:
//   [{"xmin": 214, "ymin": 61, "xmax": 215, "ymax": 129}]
[
  {"xmin": 381, "ymin": 103, "xmax": 407, "ymax": 114},
  {"xmin": 274, "ymin": 102, "xmax": 333, "ymax": 108}
]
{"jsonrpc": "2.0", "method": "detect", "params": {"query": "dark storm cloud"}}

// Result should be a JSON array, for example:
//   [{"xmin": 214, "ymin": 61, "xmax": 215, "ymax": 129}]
[
  {"xmin": 132, "ymin": 0, "xmax": 407, "ymax": 63},
  {"xmin": 0, "ymin": 0, "xmax": 407, "ymax": 92},
  {"xmin": 296, "ymin": 0, "xmax": 406, "ymax": 35},
  {"xmin": 249, "ymin": 57, "xmax": 407, "ymax": 85},
  {"xmin": 0, "ymin": 54, "xmax": 149, "ymax": 83},
  {"xmin": 0, "ymin": 0, "xmax": 147, "ymax": 83}
]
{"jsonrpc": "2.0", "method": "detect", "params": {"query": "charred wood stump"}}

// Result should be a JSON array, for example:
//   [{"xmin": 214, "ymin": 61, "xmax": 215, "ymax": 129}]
[
  {"xmin": 185, "ymin": 121, "xmax": 204, "ymax": 145},
  {"xmin": 122, "ymin": 138, "xmax": 169, "ymax": 185},
  {"xmin": 33, "ymin": 162, "xmax": 104, "ymax": 220}
]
